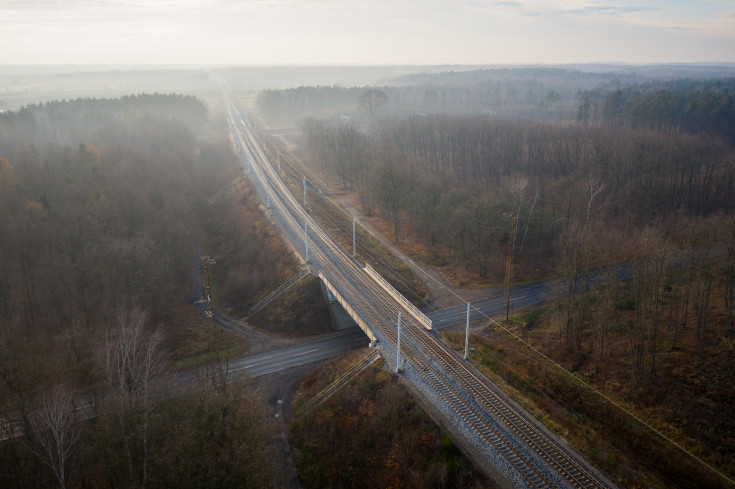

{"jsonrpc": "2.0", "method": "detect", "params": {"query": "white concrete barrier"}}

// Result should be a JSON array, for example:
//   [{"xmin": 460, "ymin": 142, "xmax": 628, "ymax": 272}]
[{"xmin": 363, "ymin": 263, "xmax": 432, "ymax": 330}]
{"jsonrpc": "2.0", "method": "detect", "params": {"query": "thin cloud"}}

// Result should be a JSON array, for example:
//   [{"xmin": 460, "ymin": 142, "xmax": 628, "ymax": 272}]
[
  {"xmin": 0, "ymin": 0, "xmax": 732, "ymax": 64},
  {"xmin": 568, "ymin": 5, "xmax": 655, "ymax": 16}
]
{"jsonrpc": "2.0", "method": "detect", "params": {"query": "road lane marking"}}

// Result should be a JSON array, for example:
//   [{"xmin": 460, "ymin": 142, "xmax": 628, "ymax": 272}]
[{"xmin": 292, "ymin": 348, "xmax": 319, "ymax": 357}]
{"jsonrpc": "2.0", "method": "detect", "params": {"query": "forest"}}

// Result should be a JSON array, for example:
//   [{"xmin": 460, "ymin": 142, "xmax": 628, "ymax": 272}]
[
  {"xmin": 586, "ymin": 83, "xmax": 735, "ymax": 143},
  {"xmin": 2, "ymin": 64, "xmax": 734, "ymax": 488},
  {"xmin": 0, "ymin": 94, "xmax": 298, "ymax": 488},
  {"xmin": 301, "ymin": 114, "xmax": 734, "ymax": 271},
  {"xmin": 256, "ymin": 66, "xmax": 735, "ymax": 128},
  {"xmin": 255, "ymin": 68, "xmax": 735, "ymax": 487},
  {"xmin": 297, "ymin": 105, "xmax": 735, "ymax": 417},
  {"xmin": 286, "ymin": 70, "xmax": 735, "ymax": 360}
]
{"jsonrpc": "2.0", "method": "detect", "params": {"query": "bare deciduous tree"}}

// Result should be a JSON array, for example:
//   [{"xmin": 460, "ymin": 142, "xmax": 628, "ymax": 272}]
[
  {"xmin": 204, "ymin": 348, "xmax": 231, "ymax": 394},
  {"xmin": 374, "ymin": 160, "xmax": 407, "ymax": 243},
  {"xmin": 693, "ymin": 249, "xmax": 714, "ymax": 356},
  {"xmin": 725, "ymin": 217, "xmax": 735, "ymax": 332},
  {"xmin": 101, "ymin": 307, "xmax": 163, "ymax": 489},
  {"xmin": 29, "ymin": 385, "xmax": 79, "ymax": 489},
  {"xmin": 555, "ymin": 198, "xmax": 603, "ymax": 352},
  {"xmin": 358, "ymin": 89, "xmax": 388, "ymax": 128}
]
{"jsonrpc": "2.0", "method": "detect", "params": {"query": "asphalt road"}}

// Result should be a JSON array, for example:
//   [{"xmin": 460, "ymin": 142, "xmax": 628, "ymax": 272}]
[
  {"xmin": 427, "ymin": 282, "xmax": 555, "ymax": 329},
  {"xmin": 193, "ymin": 264, "xmax": 638, "ymax": 381},
  {"xmin": 427, "ymin": 263, "xmax": 636, "ymax": 330},
  {"xmin": 193, "ymin": 326, "xmax": 370, "ymax": 380}
]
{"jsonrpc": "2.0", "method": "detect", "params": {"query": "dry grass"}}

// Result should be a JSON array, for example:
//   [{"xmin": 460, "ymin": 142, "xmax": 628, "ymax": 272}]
[{"xmin": 167, "ymin": 308, "xmax": 249, "ymax": 370}]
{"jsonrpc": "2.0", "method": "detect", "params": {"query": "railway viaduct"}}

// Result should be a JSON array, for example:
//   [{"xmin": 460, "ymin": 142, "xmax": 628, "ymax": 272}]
[{"xmin": 221, "ymin": 87, "xmax": 617, "ymax": 489}]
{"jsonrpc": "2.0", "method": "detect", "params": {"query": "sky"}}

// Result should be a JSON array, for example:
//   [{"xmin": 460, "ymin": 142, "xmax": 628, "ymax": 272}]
[{"xmin": 1, "ymin": 0, "xmax": 733, "ymax": 66}]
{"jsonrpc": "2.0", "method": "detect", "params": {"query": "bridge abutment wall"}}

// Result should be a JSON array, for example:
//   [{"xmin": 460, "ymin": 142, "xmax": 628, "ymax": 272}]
[{"xmin": 318, "ymin": 272, "xmax": 377, "ymax": 343}]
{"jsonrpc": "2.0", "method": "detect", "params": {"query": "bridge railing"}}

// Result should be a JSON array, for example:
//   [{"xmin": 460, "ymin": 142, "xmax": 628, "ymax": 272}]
[{"xmin": 363, "ymin": 263, "xmax": 432, "ymax": 330}]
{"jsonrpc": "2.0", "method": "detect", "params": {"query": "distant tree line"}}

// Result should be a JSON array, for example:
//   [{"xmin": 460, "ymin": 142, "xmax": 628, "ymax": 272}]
[
  {"xmin": 256, "ymin": 86, "xmax": 367, "ymax": 123},
  {"xmin": 578, "ymin": 85, "xmax": 735, "ymax": 143},
  {"xmin": 388, "ymin": 66, "xmax": 632, "ymax": 87},
  {"xmin": 257, "ymin": 81, "xmax": 583, "ymax": 125},
  {"xmin": 258, "ymin": 72, "xmax": 735, "ymax": 146}
]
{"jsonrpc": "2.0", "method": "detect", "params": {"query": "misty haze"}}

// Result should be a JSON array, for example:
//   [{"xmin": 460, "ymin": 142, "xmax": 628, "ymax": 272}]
[{"xmin": 1, "ymin": 2, "xmax": 734, "ymax": 489}]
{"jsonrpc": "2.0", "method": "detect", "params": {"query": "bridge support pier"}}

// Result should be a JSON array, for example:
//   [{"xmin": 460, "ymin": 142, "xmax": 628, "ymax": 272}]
[
  {"xmin": 325, "ymin": 287, "xmax": 337, "ymax": 303},
  {"xmin": 318, "ymin": 272, "xmax": 377, "ymax": 343}
]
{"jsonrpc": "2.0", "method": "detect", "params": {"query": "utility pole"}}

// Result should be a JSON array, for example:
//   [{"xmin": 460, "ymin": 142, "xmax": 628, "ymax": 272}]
[
  {"xmin": 464, "ymin": 302, "xmax": 470, "ymax": 359},
  {"xmin": 353, "ymin": 217, "xmax": 356, "ymax": 258},
  {"xmin": 396, "ymin": 312, "xmax": 402, "ymax": 373},
  {"xmin": 503, "ymin": 213, "xmax": 518, "ymax": 322},
  {"xmin": 305, "ymin": 221, "xmax": 309, "ymax": 263},
  {"xmin": 303, "ymin": 176, "xmax": 307, "ymax": 206},
  {"xmin": 266, "ymin": 178, "xmax": 271, "ymax": 209}
]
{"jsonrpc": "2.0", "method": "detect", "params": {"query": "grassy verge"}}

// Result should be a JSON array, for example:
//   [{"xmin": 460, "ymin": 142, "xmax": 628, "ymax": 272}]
[{"xmin": 168, "ymin": 308, "xmax": 249, "ymax": 371}]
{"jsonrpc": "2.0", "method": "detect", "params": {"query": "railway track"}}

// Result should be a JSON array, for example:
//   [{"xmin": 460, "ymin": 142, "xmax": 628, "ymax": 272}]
[{"xmin": 220, "ymin": 88, "xmax": 617, "ymax": 489}]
